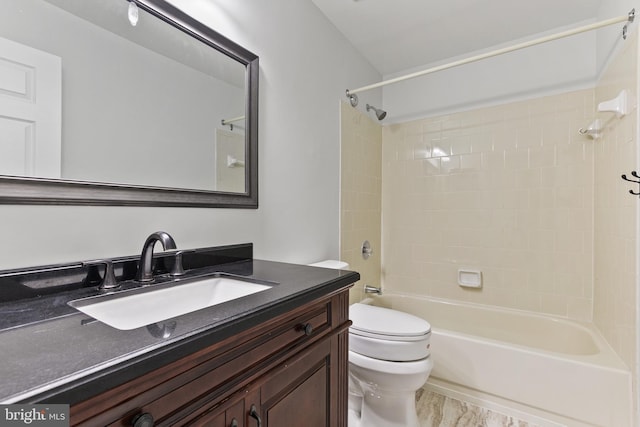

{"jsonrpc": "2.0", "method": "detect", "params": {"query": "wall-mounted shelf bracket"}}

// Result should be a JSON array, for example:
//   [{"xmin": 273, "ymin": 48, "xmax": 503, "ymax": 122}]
[{"xmin": 598, "ymin": 90, "xmax": 629, "ymax": 118}]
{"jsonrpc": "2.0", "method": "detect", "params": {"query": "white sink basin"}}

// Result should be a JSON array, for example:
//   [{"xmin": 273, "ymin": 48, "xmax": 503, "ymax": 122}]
[{"xmin": 69, "ymin": 276, "xmax": 272, "ymax": 330}]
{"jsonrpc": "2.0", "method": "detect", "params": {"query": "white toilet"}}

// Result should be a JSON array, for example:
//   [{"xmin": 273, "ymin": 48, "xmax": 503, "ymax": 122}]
[{"xmin": 348, "ymin": 303, "xmax": 433, "ymax": 427}]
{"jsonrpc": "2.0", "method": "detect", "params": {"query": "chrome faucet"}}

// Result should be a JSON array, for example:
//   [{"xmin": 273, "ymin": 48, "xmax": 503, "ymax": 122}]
[{"xmin": 135, "ymin": 231, "xmax": 177, "ymax": 282}]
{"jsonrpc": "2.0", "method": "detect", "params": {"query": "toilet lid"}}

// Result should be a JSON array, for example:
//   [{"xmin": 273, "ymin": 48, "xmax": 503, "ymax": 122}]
[{"xmin": 349, "ymin": 303, "xmax": 431, "ymax": 339}]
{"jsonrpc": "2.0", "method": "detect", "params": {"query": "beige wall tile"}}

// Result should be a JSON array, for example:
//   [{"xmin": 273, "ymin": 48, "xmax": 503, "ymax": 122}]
[
  {"xmin": 381, "ymin": 88, "xmax": 596, "ymax": 322},
  {"xmin": 593, "ymin": 33, "xmax": 638, "ymax": 372},
  {"xmin": 340, "ymin": 102, "xmax": 382, "ymax": 302},
  {"xmin": 342, "ymin": 34, "xmax": 638, "ymax": 392}
]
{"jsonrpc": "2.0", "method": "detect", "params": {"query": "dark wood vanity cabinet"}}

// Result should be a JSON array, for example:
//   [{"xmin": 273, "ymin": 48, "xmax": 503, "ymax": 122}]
[
  {"xmin": 191, "ymin": 336, "xmax": 335, "ymax": 427},
  {"xmin": 70, "ymin": 288, "xmax": 351, "ymax": 427}
]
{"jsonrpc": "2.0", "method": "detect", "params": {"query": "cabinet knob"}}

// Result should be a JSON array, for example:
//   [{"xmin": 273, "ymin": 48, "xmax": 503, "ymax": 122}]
[
  {"xmin": 230, "ymin": 418, "xmax": 238, "ymax": 427},
  {"xmin": 298, "ymin": 323, "xmax": 313, "ymax": 336},
  {"xmin": 249, "ymin": 404, "xmax": 262, "ymax": 427},
  {"xmin": 131, "ymin": 412, "xmax": 154, "ymax": 427}
]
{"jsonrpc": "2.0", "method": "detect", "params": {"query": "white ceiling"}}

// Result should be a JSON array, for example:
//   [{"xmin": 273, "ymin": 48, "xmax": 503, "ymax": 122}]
[{"xmin": 311, "ymin": 0, "xmax": 603, "ymax": 76}]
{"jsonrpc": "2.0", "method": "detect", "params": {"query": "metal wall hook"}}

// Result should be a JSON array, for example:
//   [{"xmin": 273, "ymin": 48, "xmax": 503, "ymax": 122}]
[{"xmin": 621, "ymin": 171, "xmax": 640, "ymax": 195}]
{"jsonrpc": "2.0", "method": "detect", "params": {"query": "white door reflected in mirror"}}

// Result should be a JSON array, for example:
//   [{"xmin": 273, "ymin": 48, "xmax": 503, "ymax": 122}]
[{"xmin": 0, "ymin": 36, "xmax": 61, "ymax": 179}]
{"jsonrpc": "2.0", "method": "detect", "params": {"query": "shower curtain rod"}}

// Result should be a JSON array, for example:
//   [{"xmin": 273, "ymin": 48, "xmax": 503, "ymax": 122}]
[{"xmin": 346, "ymin": 9, "xmax": 635, "ymax": 100}]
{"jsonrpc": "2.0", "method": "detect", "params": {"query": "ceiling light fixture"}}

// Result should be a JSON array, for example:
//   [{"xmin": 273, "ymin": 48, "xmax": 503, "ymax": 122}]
[{"xmin": 128, "ymin": 1, "xmax": 139, "ymax": 27}]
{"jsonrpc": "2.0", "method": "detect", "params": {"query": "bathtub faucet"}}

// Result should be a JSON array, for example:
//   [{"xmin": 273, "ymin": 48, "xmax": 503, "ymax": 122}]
[{"xmin": 364, "ymin": 285, "xmax": 382, "ymax": 295}]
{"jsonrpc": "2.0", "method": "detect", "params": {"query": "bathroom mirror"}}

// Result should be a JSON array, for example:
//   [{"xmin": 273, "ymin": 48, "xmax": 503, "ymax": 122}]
[{"xmin": 0, "ymin": 0, "xmax": 258, "ymax": 207}]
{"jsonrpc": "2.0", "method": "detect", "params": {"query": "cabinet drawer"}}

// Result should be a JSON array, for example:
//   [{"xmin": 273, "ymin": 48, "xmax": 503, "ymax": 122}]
[
  {"xmin": 154, "ymin": 303, "xmax": 332, "ymax": 425},
  {"xmin": 162, "ymin": 302, "xmax": 331, "ymax": 425},
  {"xmin": 74, "ymin": 298, "xmax": 334, "ymax": 426}
]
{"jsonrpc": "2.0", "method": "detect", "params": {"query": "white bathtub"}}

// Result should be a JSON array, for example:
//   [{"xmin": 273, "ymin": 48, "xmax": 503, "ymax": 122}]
[{"xmin": 361, "ymin": 293, "xmax": 632, "ymax": 427}]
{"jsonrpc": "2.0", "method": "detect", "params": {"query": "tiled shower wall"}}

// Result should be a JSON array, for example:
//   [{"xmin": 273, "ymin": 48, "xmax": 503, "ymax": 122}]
[
  {"xmin": 340, "ymin": 101, "xmax": 382, "ymax": 304},
  {"xmin": 341, "ymin": 34, "xmax": 639, "ymax": 374},
  {"xmin": 381, "ymin": 89, "xmax": 596, "ymax": 320},
  {"xmin": 593, "ymin": 32, "xmax": 637, "ymax": 371}
]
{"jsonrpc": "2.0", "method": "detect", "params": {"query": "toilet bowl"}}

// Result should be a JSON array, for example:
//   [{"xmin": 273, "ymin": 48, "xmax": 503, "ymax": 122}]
[{"xmin": 348, "ymin": 303, "xmax": 432, "ymax": 427}]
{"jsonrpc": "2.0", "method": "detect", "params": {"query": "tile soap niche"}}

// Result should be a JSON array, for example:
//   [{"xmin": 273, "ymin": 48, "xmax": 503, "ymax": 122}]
[{"xmin": 458, "ymin": 269, "xmax": 482, "ymax": 289}]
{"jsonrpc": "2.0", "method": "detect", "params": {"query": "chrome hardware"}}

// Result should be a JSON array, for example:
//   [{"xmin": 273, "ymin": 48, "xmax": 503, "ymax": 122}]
[
  {"xmin": 230, "ymin": 419, "xmax": 238, "ymax": 427},
  {"xmin": 135, "ymin": 231, "xmax": 177, "ymax": 282},
  {"xmin": 346, "ymin": 89, "xmax": 358, "ymax": 107},
  {"xmin": 249, "ymin": 405, "xmax": 262, "ymax": 426},
  {"xmin": 623, "ymin": 8, "xmax": 635, "ymax": 39},
  {"xmin": 170, "ymin": 250, "xmax": 185, "ymax": 277},
  {"xmin": 83, "ymin": 259, "xmax": 119, "ymax": 290},
  {"xmin": 146, "ymin": 321, "xmax": 177, "ymax": 339},
  {"xmin": 362, "ymin": 240, "xmax": 373, "ymax": 260},
  {"xmin": 366, "ymin": 103, "xmax": 387, "ymax": 121},
  {"xmin": 364, "ymin": 285, "xmax": 382, "ymax": 295}
]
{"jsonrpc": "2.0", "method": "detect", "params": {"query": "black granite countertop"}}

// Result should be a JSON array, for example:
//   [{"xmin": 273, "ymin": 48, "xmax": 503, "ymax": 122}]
[{"xmin": 0, "ymin": 244, "xmax": 359, "ymax": 405}]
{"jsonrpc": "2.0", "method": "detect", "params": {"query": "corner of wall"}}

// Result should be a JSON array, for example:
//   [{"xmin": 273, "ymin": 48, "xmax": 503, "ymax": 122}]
[
  {"xmin": 339, "ymin": 102, "xmax": 383, "ymax": 305},
  {"xmin": 593, "ymin": 21, "xmax": 639, "ymax": 424}
]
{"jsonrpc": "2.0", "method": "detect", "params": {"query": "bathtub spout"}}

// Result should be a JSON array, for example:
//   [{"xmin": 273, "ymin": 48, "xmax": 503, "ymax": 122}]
[{"xmin": 364, "ymin": 285, "xmax": 382, "ymax": 295}]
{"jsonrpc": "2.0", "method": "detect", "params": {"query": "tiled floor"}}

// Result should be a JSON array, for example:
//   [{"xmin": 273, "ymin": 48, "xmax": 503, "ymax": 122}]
[{"xmin": 416, "ymin": 389, "xmax": 538, "ymax": 427}]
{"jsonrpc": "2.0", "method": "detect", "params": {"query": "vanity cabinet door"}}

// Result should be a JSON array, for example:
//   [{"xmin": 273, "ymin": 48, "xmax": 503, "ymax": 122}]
[
  {"xmin": 256, "ymin": 332, "xmax": 345, "ymax": 427},
  {"xmin": 261, "ymin": 364, "xmax": 328, "ymax": 426},
  {"xmin": 205, "ymin": 328, "xmax": 348, "ymax": 427}
]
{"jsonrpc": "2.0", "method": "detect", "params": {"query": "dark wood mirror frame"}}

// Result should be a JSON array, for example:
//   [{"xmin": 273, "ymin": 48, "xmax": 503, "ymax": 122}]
[{"xmin": 0, "ymin": 0, "xmax": 258, "ymax": 208}]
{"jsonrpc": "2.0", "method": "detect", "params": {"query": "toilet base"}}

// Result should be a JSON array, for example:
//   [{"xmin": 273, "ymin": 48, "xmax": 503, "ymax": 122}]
[
  {"xmin": 348, "ymin": 408, "xmax": 362, "ymax": 427},
  {"xmin": 349, "ymin": 380, "xmax": 421, "ymax": 427},
  {"xmin": 348, "ymin": 353, "xmax": 432, "ymax": 427},
  {"xmin": 359, "ymin": 389, "xmax": 419, "ymax": 427}
]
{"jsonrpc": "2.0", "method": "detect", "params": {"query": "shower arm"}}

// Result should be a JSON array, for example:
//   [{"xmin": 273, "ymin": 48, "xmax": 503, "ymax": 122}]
[{"xmin": 345, "ymin": 9, "xmax": 635, "ymax": 99}]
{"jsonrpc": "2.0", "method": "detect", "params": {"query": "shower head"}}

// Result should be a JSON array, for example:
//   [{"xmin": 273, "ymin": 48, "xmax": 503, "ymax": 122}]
[{"xmin": 366, "ymin": 104, "xmax": 387, "ymax": 121}]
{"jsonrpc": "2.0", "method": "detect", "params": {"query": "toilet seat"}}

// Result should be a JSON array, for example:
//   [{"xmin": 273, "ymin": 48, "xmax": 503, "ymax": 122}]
[
  {"xmin": 350, "ymin": 303, "xmax": 431, "ymax": 339},
  {"xmin": 349, "ymin": 303, "xmax": 431, "ymax": 361}
]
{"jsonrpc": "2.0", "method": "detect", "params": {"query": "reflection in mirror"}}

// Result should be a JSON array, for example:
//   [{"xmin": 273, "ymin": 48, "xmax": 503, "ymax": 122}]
[{"xmin": 0, "ymin": 0, "xmax": 258, "ymax": 207}]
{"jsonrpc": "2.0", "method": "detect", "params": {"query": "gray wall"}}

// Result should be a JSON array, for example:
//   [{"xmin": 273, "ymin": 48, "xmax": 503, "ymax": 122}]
[{"xmin": 0, "ymin": 0, "xmax": 381, "ymax": 269}]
